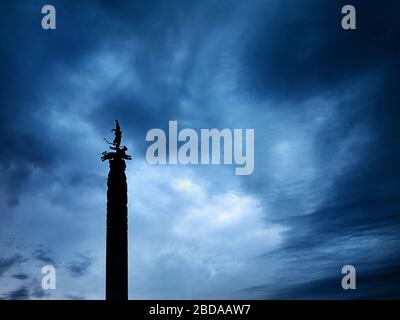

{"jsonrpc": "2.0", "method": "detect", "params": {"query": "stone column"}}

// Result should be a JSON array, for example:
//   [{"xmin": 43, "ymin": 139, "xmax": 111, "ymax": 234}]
[{"xmin": 106, "ymin": 159, "xmax": 128, "ymax": 300}]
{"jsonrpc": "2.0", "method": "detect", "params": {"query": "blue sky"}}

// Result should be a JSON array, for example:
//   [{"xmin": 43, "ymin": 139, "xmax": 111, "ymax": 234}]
[{"xmin": 0, "ymin": 0, "xmax": 400, "ymax": 299}]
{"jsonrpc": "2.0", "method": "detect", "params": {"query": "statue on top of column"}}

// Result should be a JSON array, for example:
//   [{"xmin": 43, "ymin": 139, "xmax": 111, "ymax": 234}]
[{"xmin": 101, "ymin": 120, "xmax": 132, "ymax": 161}]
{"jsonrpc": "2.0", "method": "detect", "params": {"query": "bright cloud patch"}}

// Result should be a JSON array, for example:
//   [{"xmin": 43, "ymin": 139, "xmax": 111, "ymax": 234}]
[{"xmin": 129, "ymin": 164, "xmax": 286, "ymax": 298}]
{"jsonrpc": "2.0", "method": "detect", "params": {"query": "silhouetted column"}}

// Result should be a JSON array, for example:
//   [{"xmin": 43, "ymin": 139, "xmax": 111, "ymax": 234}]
[{"xmin": 106, "ymin": 159, "xmax": 128, "ymax": 300}]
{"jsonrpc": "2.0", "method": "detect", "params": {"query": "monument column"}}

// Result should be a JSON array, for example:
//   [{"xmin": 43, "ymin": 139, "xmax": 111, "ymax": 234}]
[
  {"xmin": 102, "ymin": 120, "xmax": 132, "ymax": 300},
  {"xmin": 106, "ymin": 159, "xmax": 128, "ymax": 300}
]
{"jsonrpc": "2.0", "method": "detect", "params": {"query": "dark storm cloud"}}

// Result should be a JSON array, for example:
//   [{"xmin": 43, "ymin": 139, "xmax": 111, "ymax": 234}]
[
  {"xmin": 0, "ymin": 0, "xmax": 126, "ymax": 204},
  {"xmin": 0, "ymin": 255, "xmax": 27, "ymax": 277},
  {"xmin": 236, "ymin": 0, "xmax": 399, "ymax": 197},
  {"xmin": 248, "ymin": 263, "xmax": 400, "ymax": 299},
  {"xmin": 84, "ymin": 0, "xmax": 242, "ymax": 155},
  {"xmin": 242, "ymin": 0, "xmax": 400, "ymax": 102},
  {"xmin": 0, "ymin": 1, "xmax": 60, "ymax": 205},
  {"xmin": 0, "ymin": 0, "xmax": 241, "ymax": 171},
  {"xmin": 240, "ymin": 0, "xmax": 400, "ymax": 224},
  {"xmin": 12, "ymin": 273, "xmax": 29, "ymax": 280},
  {"xmin": 0, "ymin": 283, "xmax": 50, "ymax": 300},
  {"xmin": 67, "ymin": 254, "xmax": 92, "ymax": 277},
  {"xmin": 235, "ymin": 0, "xmax": 400, "ymax": 298},
  {"xmin": 275, "ymin": 191, "xmax": 400, "ymax": 253},
  {"xmin": 32, "ymin": 248, "xmax": 56, "ymax": 265},
  {"xmin": 0, "ymin": 0, "xmax": 233, "ymax": 204},
  {"xmin": 0, "ymin": 286, "xmax": 30, "ymax": 300}
]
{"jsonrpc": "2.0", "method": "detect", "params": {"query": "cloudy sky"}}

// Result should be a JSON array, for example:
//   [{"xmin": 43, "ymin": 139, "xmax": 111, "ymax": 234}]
[{"xmin": 0, "ymin": 0, "xmax": 400, "ymax": 299}]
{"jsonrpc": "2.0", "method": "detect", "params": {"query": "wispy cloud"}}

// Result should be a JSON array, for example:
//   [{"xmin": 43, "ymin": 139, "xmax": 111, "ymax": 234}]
[
  {"xmin": 0, "ymin": 255, "xmax": 27, "ymax": 277},
  {"xmin": 67, "ymin": 254, "xmax": 93, "ymax": 278}
]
